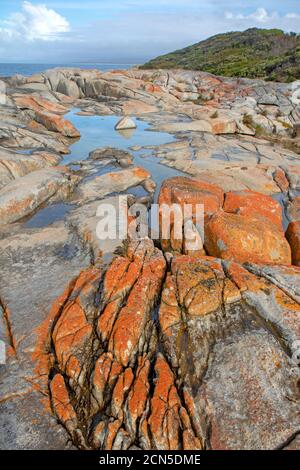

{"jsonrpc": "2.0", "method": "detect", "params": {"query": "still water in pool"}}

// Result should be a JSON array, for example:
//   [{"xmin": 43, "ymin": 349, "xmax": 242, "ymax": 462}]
[{"xmin": 25, "ymin": 112, "xmax": 186, "ymax": 229}]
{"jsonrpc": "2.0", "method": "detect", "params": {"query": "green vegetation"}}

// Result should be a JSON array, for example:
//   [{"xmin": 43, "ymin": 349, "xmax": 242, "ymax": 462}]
[
  {"xmin": 242, "ymin": 113, "xmax": 265, "ymax": 137},
  {"xmin": 141, "ymin": 28, "xmax": 300, "ymax": 82},
  {"xmin": 210, "ymin": 111, "xmax": 219, "ymax": 119},
  {"xmin": 242, "ymin": 113, "xmax": 255, "ymax": 128}
]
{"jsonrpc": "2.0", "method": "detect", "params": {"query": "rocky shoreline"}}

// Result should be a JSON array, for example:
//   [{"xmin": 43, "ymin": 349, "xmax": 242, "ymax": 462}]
[{"xmin": 0, "ymin": 67, "xmax": 300, "ymax": 450}]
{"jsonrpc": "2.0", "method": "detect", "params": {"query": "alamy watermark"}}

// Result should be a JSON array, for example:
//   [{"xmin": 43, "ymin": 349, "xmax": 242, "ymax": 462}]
[{"xmin": 95, "ymin": 195, "xmax": 204, "ymax": 251}]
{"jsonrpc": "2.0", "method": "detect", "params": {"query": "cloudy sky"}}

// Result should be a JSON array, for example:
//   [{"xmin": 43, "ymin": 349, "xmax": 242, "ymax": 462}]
[{"xmin": 0, "ymin": 1, "xmax": 300, "ymax": 63}]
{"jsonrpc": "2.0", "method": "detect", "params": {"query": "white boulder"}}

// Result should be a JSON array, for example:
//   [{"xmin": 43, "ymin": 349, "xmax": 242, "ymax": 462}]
[{"xmin": 114, "ymin": 116, "xmax": 137, "ymax": 131}]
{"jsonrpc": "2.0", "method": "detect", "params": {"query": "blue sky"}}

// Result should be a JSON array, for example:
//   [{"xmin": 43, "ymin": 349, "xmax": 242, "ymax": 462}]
[{"xmin": 0, "ymin": 1, "xmax": 300, "ymax": 63}]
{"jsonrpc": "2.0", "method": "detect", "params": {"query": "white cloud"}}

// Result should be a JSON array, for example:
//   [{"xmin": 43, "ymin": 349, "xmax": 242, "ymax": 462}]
[
  {"xmin": 225, "ymin": 8, "xmax": 278, "ymax": 24},
  {"xmin": 0, "ymin": 1, "xmax": 70, "ymax": 42},
  {"xmin": 285, "ymin": 13, "xmax": 300, "ymax": 19},
  {"xmin": 250, "ymin": 8, "xmax": 275, "ymax": 23},
  {"xmin": 225, "ymin": 7, "xmax": 300, "ymax": 25}
]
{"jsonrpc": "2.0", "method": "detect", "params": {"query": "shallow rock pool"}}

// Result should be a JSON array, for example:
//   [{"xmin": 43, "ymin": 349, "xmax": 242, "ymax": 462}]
[{"xmin": 25, "ymin": 111, "xmax": 186, "ymax": 228}]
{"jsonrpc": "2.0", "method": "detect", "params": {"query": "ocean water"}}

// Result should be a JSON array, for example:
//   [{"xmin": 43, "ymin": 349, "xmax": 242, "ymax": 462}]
[{"xmin": 0, "ymin": 63, "xmax": 135, "ymax": 77}]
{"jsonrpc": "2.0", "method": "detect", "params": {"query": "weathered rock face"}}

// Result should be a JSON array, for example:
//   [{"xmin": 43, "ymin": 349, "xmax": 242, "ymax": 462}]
[
  {"xmin": 67, "ymin": 195, "xmax": 129, "ymax": 261},
  {"xmin": 89, "ymin": 147, "xmax": 133, "ymax": 168},
  {"xmin": 121, "ymin": 99, "xmax": 158, "ymax": 115},
  {"xmin": 158, "ymin": 177, "xmax": 223, "ymax": 254},
  {"xmin": 160, "ymin": 117, "xmax": 237, "ymax": 135},
  {"xmin": 57, "ymin": 79, "xmax": 81, "ymax": 99},
  {"xmin": 34, "ymin": 111, "xmax": 80, "ymax": 138},
  {"xmin": 13, "ymin": 93, "xmax": 80, "ymax": 138},
  {"xmin": 0, "ymin": 167, "xmax": 78, "ymax": 225},
  {"xmin": 157, "ymin": 177, "xmax": 292, "ymax": 266},
  {"xmin": 44, "ymin": 242, "xmax": 300, "ymax": 450},
  {"xmin": 13, "ymin": 94, "xmax": 67, "ymax": 115},
  {"xmin": 286, "ymin": 221, "xmax": 300, "ymax": 266},
  {"xmin": 159, "ymin": 256, "xmax": 300, "ymax": 450},
  {"xmin": 158, "ymin": 176, "xmax": 224, "ymax": 219},
  {"xmin": 205, "ymin": 211, "xmax": 291, "ymax": 265},
  {"xmin": 49, "ymin": 240, "xmax": 171, "ymax": 450},
  {"xmin": 52, "ymin": 267, "xmax": 101, "ymax": 391},
  {"xmin": 148, "ymin": 355, "xmax": 202, "ymax": 450},
  {"xmin": 223, "ymin": 189, "xmax": 283, "ymax": 229},
  {"xmin": 0, "ymin": 148, "xmax": 61, "ymax": 190},
  {"xmin": 0, "ymin": 222, "xmax": 91, "ymax": 449},
  {"xmin": 74, "ymin": 166, "xmax": 151, "ymax": 205},
  {"xmin": 287, "ymin": 196, "xmax": 300, "ymax": 222}
]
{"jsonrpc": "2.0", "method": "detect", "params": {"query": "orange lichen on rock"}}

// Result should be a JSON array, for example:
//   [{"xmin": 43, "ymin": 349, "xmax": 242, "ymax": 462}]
[
  {"xmin": 148, "ymin": 355, "xmax": 201, "ymax": 450},
  {"xmin": 273, "ymin": 168, "xmax": 289, "ymax": 192},
  {"xmin": 158, "ymin": 177, "xmax": 222, "ymax": 254},
  {"xmin": 14, "ymin": 94, "xmax": 67, "ymax": 115},
  {"xmin": 32, "ymin": 276, "xmax": 79, "ymax": 393},
  {"xmin": 97, "ymin": 254, "xmax": 144, "ymax": 342},
  {"xmin": 50, "ymin": 374, "xmax": 77, "ymax": 428},
  {"xmin": 91, "ymin": 352, "xmax": 123, "ymax": 414},
  {"xmin": 172, "ymin": 256, "xmax": 223, "ymax": 317},
  {"xmin": 13, "ymin": 93, "xmax": 80, "ymax": 137},
  {"xmin": 111, "ymin": 367, "xmax": 134, "ymax": 418},
  {"xmin": 52, "ymin": 267, "xmax": 101, "ymax": 385},
  {"xmin": 125, "ymin": 355, "xmax": 150, "ymax": 437},
  {"xmin": 205, "ymin": 211, "xmax": 291, "ymax": 265},
  {"xmin": 158, "ymin": 176, "xmax": 224, "ymax": 221},
  {"xmin": 286, "ymin": 221, "xmax": 300, "ymax": 266},
  {"xmin": 35, "ymin": 111, "xmax": 81, "ymax": 138},
  {"xmin": 107, "ymin": 241, "xmax": 166, "ymax": 367},
  {"xmin": 223, "ymin": 190, "xmax": 283, "ymax": 230},
  {"xmin": 159, "ymin": 273, "xmax": 182, "ymax": 336}
]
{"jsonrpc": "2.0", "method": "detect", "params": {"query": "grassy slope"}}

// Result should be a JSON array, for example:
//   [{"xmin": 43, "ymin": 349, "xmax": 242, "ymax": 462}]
[{"xmin": 141, "ymin": 28, "xmax": 300, "ymax": 82}]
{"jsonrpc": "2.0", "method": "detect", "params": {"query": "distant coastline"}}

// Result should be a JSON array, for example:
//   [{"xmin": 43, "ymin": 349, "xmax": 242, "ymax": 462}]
[{"xmin": 0, "ymin": 62, "xmax": 136, "ymax": 77}]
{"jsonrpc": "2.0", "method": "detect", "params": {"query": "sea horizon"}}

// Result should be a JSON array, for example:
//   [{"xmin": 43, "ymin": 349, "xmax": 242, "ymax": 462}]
[{"xmin": 0, "ymin": 62, "xmax": 138, "ymax": 77}]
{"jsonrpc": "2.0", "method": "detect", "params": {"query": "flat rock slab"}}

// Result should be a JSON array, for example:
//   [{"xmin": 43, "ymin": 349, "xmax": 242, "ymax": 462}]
[
  {"xmin": 74, "ymin": 167, "xmax": 151, "ymax": 205},
  {"xmin": 121, "ymin": 99, "xmax": 158, "ymax": 115},
  {"xmin": 190, "ymin": 165, "xmax": 281, "ymax": 195},
  {"xmin": 0, "ymin": 390, "xmax": 71, "ymax": 450},
  {"xmin": 0, "ymin": 148, "xmax": 61, "ymax": 190},
  {"xmin": 13, "ymin": 94, "xmax": 68, "ymax": 115},
  {"xmin": 34, "ymin": 111, "xmax": 80, "ymax": 138},
  {"xmin": 89, "ymin": 147, "xmax": 133, "ymax": 168},
  {"xmin": 0, "ymin": 167, "xmax": 77, "ymax": 225},
  {"xmin": 200, "ymin": 328, "xmax": 300, "ymax": 450},
  {"xmin": 160, "ymin": 118, "xmax": 236, "ymax": 135},
  {"xmin": 67, "ymin": 195, "xmax": 128, "ymax": 260}
]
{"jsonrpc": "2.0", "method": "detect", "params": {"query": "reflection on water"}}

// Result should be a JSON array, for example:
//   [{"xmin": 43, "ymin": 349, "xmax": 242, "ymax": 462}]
[{"xmin": 117, "ymin": 128, "xmax": 136, "ymax": 139}]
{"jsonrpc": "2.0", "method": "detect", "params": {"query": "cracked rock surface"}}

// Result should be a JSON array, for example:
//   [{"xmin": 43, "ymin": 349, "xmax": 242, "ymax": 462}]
[{"xmin": 44, "ymin": 238, "xmax": 300, "ymax": 450}]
